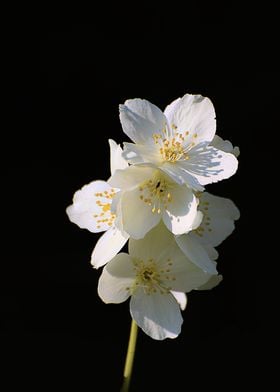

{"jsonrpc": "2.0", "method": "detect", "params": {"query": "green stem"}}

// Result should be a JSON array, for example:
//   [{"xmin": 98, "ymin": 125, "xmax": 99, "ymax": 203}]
[{"xmin": 120, "ymin": 319, "xmax": 138, "ymax": 392}]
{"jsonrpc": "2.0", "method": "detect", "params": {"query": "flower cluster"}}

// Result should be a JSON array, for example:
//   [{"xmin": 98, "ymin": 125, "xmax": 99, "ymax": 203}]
[{"xmin": 66, "ymin": 94, "xmax": 239, "ymax": 340}]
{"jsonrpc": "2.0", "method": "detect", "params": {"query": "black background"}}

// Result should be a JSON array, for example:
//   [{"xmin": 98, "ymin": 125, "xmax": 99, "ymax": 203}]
[{"xmin": 2, "ymin": 8, "xmax": 278, "ymax": 392}]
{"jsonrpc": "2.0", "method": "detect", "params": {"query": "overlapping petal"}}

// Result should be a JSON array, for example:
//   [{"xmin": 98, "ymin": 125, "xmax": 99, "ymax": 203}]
[
  {"xmin": 120, "ymin": 187, "xmax": 161, "ymax": 239},
  {"xmin": 171, "ymin": 291, "xmax": 188, "ymax": 311},
  {"xmin": 91, "ymin": 226, "xmax": 129, "ymax": 269},
  {"xmin": 161, "ymin": 185, "xmax": 198, "ymax": 235},
  {"xmin": 175, "ymin": 233, "xmax": 218, "ymax": 274},
  {"xmin": 129, "ymin": 224, "xmax": 210, "ymax": 292},
  {"xmin": 109, "ymin": 139, "xmax": 128, "ymax": 176},
  {"xmin": 111, "ymin": 166, "xmax": 200, "ymax": 238},
  {"xmin": 97, "ymin": 253, "xmax": 135, "ymax": 303},
  {"xmin": 192, "ymin": 192, "xmax": 240, "ymax": 247},
  {"xmin": 119, "ymin": 98, "xmax": 166, "ymax": 144}
]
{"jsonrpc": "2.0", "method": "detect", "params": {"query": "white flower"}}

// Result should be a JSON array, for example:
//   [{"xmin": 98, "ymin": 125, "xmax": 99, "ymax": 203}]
[
  {"xmin": 120, "ymin": 94, "xmax": 238, "ymax": 191},
  {"xmin": 98, "ymin": 224, "xmax": 211, "ymax": 340},
  {"xmin": 108, "ymin": 165, "xmax": 201, "ymax": 239},
  {"xmin": 175, "ymin": 192, "xmax": 240, "ymax": 273},
  {"xmin": 66, "ymin": 140, "xmax": 129, "ymax": 268}
]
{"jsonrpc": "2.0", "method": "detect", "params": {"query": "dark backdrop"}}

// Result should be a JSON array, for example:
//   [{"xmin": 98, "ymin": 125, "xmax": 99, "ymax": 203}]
[{"xmin": 3, "ymin": 15, "xmax": 277, "ymax": 392}]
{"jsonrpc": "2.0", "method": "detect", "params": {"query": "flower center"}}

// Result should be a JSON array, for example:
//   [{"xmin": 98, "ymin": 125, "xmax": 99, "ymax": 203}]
[
  {"xmin": 153, "ymin": 125, "xmax": 198, "ymax": 163},
  {"xmin": 138, "ymin": 173, "xmax": 173, "ymax": 214},
  {"xmin": 130, "ymin": 258, "xmax": 176, "ymax": 295}
]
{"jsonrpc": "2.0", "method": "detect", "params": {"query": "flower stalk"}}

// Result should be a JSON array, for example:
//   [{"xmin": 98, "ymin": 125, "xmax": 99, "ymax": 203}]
[{"xmin": 121, "ymin": 319, "xmax": 138, "ymax": 392}]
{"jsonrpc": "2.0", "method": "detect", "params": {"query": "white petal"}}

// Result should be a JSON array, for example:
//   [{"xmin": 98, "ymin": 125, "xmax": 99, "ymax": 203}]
[
  {"xmin": 163, "ymin": 97, "xmax": 182, "ymax": 123},
  {"xmin": 204, "ymin": 245, "xmax": 219, "ymax": 260},
  {"xmin": 110, "ymin": 191, "xmax": 125, "ymax": 233},
  {"xmin": 175, "ymin": 234, "xmax": 217, "ymax": 274},
  {"xmin": 211, "ymin": 135, "xmax": 240, "ymax": 157},
  {"xmin": 162, "ymin": 186, "xmax": 199, "ymax": 235},
  {"xmin": 90, "ymin": 226, "xmax": 129, "ymax": 269},
  {"xmin": 108, "ymin": 166, "xmax": 155, "ymax": 190},
  {"xmin": 160, "ymin": 162, "xmax": 205, "ymax": 191},
  {"xmin": 171, "ymin": 291, "xmax": 187, "ymax": 311},
  {"xmin": 108, "ymin": 139, "xmax": 128, "ymax": 176},
  {"xmin": 122, "ymin": 142, "xmax": 161, "ymax": 165},
  {"xmin": 195, "ymin": 192, "xmax": 240, "ymax": 247},
  {"xmin": 97, "ymin": 253, "xmax": 135, "ymax": 304},
  {"xmin": 120, "ymin": 187, "xmax": 161, "ymax": 239},
  {"xmin": 130, "ymin": 290, "xmax": 183, "ymax": 340},
  {"xmin": 164, "ymin": 94, "xmax": 216, "ymax": 144},
  {"xmin": 128, "ymin": 222, "xmax": 175, "ymax": 260},
  {"xmin": 196, "ymin": 275, "xmax": 223, "ymax": 290},
  {"xmin": 66, "ymin": 181, "xmax": 118, "ymax": 233},
  {"xmin": 181, "ymin": 145, "xmax": 238, "ymax": 186},
  {"xmin": 159, "ymin": 243, "xmax": 211, "ymax": 292},
  {"xmin": 119, "ymin": 98, "xmax": 166, "ymax": 144}
]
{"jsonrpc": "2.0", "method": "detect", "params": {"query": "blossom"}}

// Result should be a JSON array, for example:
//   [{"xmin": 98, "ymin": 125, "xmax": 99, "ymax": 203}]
[
  {"xmin": 175, "ymin": 192, "xmax": 240, "ymax": 273},
  {"xmin": 66, "ymin": 140, "xmax": 129, "ymax": 268},
  {"xmin": 119, "ymin": 94, "xmax": 238, "ymax": 191},
  {"xmin": 98, "ymin": 224, "xmax": 213, "ymax": 340},
  {"xmin": 108, "ymin": 165, "xmax": 201, "ymax": 239}
]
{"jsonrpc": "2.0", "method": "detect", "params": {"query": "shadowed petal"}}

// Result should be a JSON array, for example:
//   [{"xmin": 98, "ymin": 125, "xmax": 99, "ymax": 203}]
[
  {"xmin": 97, "ymin": 253, "xmax": 135, "ymax": 303},
  {"xmin": 175, "ymin": 234, "xmax": 217, "ymax": 274},
  {"xmin": 130, "ymin": 290, "xmax": 183, "ymax": 340},
  {"xmin": 171, "ymin": 291, "xmax": 187, "ymax": 311},
  {"xmin": 109, "ymin": 139, "xmax": 128, "ymax": 176}
]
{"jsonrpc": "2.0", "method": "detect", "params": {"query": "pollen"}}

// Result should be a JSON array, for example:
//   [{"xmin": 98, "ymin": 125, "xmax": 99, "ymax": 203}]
[
  {"xmin": 152, "ymin": 128, "xmax": 198, "ymax": 163},
  {"xmin": 93, "ymin": 188, "xmax": 117, "ymax": 228},
  {"xmin": 138, "ymin": 173, "xmax": 174, "ymax": 215},
  {"xmin": 102, "ymin": 203, "xmax": 111, "ymax": 212}
]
